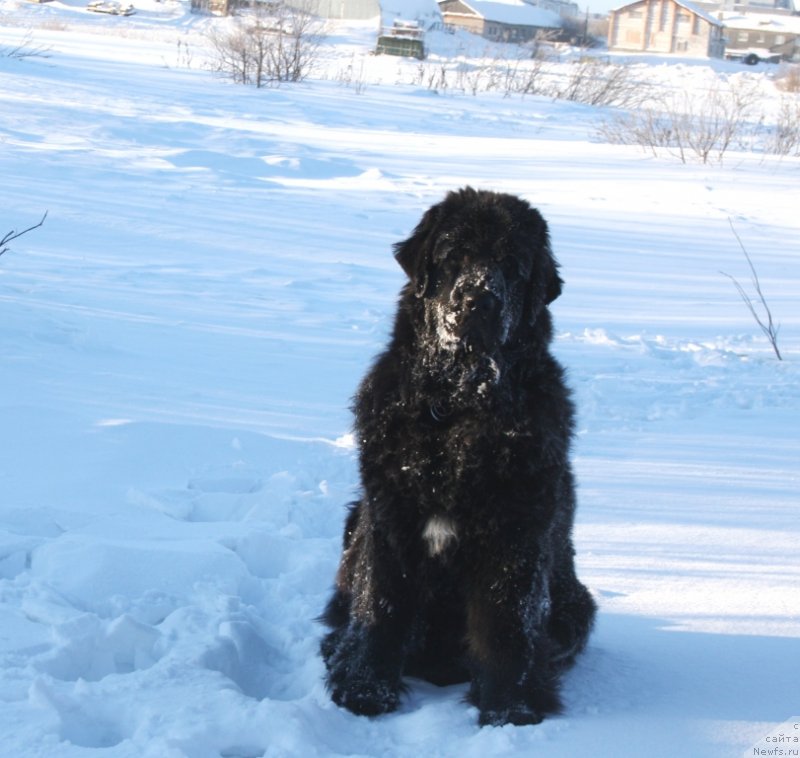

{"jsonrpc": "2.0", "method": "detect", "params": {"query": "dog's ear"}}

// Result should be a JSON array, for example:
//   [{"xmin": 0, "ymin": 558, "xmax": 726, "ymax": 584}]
[
  {"xmin": 544, "ymin": 245, "xmax": 563, "ymax": 305},
  {"xmin": 523, "ymin": 206, "xmax": 562, "ymax": 308},
  {"xmin": 393, "ymin": 204, "xmax": 441, "ymax": 298}
]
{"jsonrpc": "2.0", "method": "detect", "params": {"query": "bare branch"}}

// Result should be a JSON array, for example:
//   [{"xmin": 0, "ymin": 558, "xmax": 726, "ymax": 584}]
[
  {"xmin": 721, "ymin": 219, "xmax": 782, "ymax": 360},
  {"xmin": 2, "ymin": 33, "xmax": 52, "ymax": 60},
  {"xmin": 0, "ymin": 212, "xmax": 48, "ymax": 258}
]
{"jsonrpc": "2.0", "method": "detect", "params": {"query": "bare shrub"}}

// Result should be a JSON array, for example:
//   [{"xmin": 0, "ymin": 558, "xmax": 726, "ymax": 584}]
[
  {"xmin": 402, "ymin": 53, "xmax": 626, "ymax": 103},
  {"xmin": 409, "ymin": 54, "xmax": 548, "ymax": 98},
  {"xmin": 509, "ymin": 57, "xmax": 549, "ymax": 96},
  {"xmin": 334, "ymin": 55, "xmax": 369, "ymax": 94},
  {"xmin": 556, "ymin": 58, "xmax": 649, "ymax": 108},
  {"xmin": 454, "ymin": 61, "xmax": 484, "ymax": 95},
  {"xmin": 765, "ymin": 95, "xmax": 800, "ymax": 156},
  {"xmin": 172, "ymin": 37, "xmax": 194, "ymax": 69},
  {"xmin": 695, "ymin": 78, "xmax": 762, "ymax": 159},
  {"xmin": 410, "ymin": 60, "xmax": 452, "ymax": 93},
  {"xmin": 598, "ymin": 107, "xmax": 679, "ymax": 158},
  {"xmin": 207, "ymin": 1, "xmax": 325, "ymax": 87},
  {"xmin": 599, "ymin": 78, "xmax": 761, "ymax": 164},
  {"xmin": 266, "ymin": 2, "xmax": 325, "ymax": 83},
  {"xmin": 774, "ymin": 63, "xmax": 800, "ymax": 94},
  {"xmin": 495, "ymin": 53, "xmax": 549, "ymax": 97},
  {"xmin": 208, "ymin": 23, "xmax": 253, "ymax": 84}
]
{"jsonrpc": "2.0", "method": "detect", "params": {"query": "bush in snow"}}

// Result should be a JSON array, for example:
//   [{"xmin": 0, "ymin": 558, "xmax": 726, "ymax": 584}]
[
  {"xmin": 207, "ymin": 1, "xmax": 325, "ymax": 88},
  {"xmin": 599, "ymin": 78, "xmax": 762, "ymax": 164},
  {"xmin": 403, "ymin": 52, "xmax": 648, "ymax": 106},
  {"xmin": 555, "ymin": 57, "xmax": 649, "ymax": 109},
  {"xmin": 774, "ymin": 63, "xmax": 800, "ymax": 94},
  {"xmin": 766, "ymin": 96, "xmax": 800, "ymax": 157}
]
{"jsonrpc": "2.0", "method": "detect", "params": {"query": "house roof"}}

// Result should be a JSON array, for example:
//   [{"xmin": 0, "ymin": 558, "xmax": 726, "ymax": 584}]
[
  {"xmin": 442, "ymin": 0, "xmax": 561, "ymax": 27},
  {"xmin": 719, "ymin": 12, "xmax": 800, "ymax": 35},
  {"xmin": 610, "ymin": 0, "xmax": 722, "ymax": 27}
]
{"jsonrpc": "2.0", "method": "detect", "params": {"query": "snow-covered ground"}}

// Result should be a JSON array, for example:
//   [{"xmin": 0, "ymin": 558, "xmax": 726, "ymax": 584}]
[{"xmin": 1, "ymin": 4, "xmax": 799, "ymax": 756}]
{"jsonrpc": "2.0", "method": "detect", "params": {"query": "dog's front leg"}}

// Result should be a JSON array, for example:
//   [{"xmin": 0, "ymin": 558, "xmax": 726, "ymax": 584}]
[
  {"xmin": 323, "ymin": 608, "xmax": 409, "ymax": 717},
  {"xmin": 465, "ymin": 551, "xmax": 561, "ymax": 726},
  {"xmin": 322, "ymin": 505, "xmax": 412, "ymax": 717}
]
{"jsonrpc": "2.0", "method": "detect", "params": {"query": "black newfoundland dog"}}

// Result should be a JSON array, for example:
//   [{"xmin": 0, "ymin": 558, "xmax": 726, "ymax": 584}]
[{"xmin": 320, "ymin": 188, "xmax": 595, "ymax": 727}]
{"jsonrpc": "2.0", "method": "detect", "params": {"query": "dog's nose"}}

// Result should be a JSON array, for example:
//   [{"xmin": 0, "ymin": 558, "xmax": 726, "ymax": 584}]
[{"xmin": 461, "ymin": 290, "xmax": 499, "ymax": 319}]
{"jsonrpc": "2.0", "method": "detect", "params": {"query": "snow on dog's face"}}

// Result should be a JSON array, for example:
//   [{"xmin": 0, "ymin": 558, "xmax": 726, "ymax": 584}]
[{"xmin": 394, "ymin": 188, "xmax": 562, "ymax": 395}]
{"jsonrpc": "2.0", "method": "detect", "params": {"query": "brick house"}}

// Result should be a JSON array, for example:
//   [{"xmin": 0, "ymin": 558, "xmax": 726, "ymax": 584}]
[{"xmin": 608, "ymin": 0, "xmax": 725, "ymax": 57}]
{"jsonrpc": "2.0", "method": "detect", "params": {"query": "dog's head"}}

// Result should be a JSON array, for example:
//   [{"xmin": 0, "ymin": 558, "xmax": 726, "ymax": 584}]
[{"xmin": 394, "ymin": 188, "xmax": 562, "ymax": 396}]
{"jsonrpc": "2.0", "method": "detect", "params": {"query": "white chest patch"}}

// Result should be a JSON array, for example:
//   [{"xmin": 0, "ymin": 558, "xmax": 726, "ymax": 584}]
[{"xmin": 422, "ymin": 515, "xmax": 458, "ymax": 557}]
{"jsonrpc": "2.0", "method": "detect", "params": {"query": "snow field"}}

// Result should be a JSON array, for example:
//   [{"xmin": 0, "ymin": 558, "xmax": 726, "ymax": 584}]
[{"xmin": 1, "ymin": 6, "xmax": 800, "ymax": 757}]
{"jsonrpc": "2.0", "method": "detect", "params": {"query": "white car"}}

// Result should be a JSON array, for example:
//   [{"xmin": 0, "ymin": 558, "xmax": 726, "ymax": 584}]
[
  {"xmin": 87, "ymin": 1, "xmax": 136, "ymax": 15},
  {"xmin": 724, "ymin": 48, "xmax": 781, "ymax": 65}
]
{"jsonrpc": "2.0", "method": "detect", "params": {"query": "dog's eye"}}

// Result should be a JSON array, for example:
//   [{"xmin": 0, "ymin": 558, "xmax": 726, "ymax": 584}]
[
  {"xmin": 499, "ymin": 257, "xmax": 520, "ymax": 278},
  {"xmin": 430, "ymin": 269, "xmax": 451, "ymax": 293},
  {"xmin": 430, "ymin": 259, "xmax": 458, "ymax": 291},
  {"xmin": 501, "ymin": 255, "xmax": 530, "ymax": 280},
  {"xmin": 432, "ymin": 245, "xmax": 455, "ymax": 266}
]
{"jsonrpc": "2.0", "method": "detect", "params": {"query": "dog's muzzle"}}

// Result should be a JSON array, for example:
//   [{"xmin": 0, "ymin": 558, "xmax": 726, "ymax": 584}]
[
  {"xmin": 456, "ymin": 289, "xmax": 502, "ymax": 352},
  {"xmin": 450, "ymin": 268, "xmax": 506, "ymax": 352}
]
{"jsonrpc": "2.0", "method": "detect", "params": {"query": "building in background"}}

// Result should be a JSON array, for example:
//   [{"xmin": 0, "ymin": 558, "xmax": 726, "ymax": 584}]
[
  {"xmin": 608, "ymin": 0, "xmax": 725, "ymax": 57},
  {"xmin": 720, "ymin": 11, "xmax": 800, "ymax": 62},
  {"xmin": 439, "ymin": 0, "xmax": 562, "ymax": 42}
]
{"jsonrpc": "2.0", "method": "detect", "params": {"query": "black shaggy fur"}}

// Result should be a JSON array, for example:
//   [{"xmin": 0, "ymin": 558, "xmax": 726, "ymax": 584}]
[{"xmin": 320, "ymin": 187, "xmax": 595, "ymax": 727}]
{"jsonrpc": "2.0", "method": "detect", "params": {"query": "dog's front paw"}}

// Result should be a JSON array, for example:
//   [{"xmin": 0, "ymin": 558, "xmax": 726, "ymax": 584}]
[
  {"xmin": 478, "ymin": 705, "xmax": 545, "ymax": 727},
  {"xmin": 329, "ymin": 676, "xmax": 401, "ymax": 717},
  {"xmin": 322, "ymin": 620, "xmax": 406, "ymax": 717},
  {"xmin": 469, "ymin": 670, "xmax": 561, "ymax": 727}
]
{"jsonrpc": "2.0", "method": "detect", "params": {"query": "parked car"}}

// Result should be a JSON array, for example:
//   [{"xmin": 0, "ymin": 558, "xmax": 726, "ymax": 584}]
[
  {"xmin": 724, "ymin": 48, "xmax": 781, "ymax": 65},
  {"xmin": 87, "ymin": 1, "xmax": 136, "ymax": 15}
]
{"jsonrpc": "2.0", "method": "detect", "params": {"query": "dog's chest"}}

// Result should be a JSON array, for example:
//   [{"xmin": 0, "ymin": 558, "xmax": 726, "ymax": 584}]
[
  {"xmin": 395, "ymin": 414, "xmax": 522, "ymax": 558},
  {"xmin": 399, "ymin": 412, "xmax": 516, "ymax": 503}
]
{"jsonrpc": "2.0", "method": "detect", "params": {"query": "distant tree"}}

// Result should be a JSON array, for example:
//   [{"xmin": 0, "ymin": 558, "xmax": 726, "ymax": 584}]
[
  {"xmin": 586, "ymin": 15, "xmax": 609, "ymax": 44},
  {"xmin": 1, "ymin": 213, "xmax": 48, "ymax": 259},
  {"xmin": 558, "ymin": 13, "xmax": 604, "ymax": 48}
]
